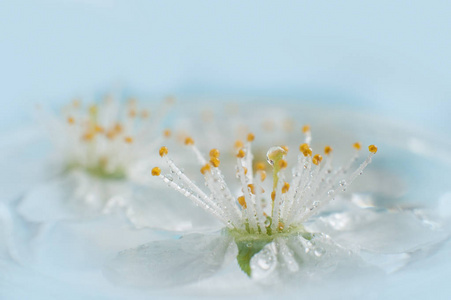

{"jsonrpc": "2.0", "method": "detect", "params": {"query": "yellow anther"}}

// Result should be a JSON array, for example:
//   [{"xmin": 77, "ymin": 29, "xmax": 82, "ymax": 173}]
[
  {"xmin": 238, "ymin": 196, "xmax": 247, "ymax": 209},
  {"xmin": 67, "ymin": 116, "xmax": 75, "ymax": 124},
  {"xmin": 89, "ymin": 105, "xmax": 97, "ymax": 114},
  {"xmin": 256, "ymin": 162, "xmax": 266, "ymax": 171},
  {"xmin": 72, "ymin": 99, "xmax": 81, "ymax": 108},
  {"xmin": 234, "ymin": 140, "xmax": 244, "ymax": 149},
  {"xmin": 124, "ymin": 136, "xmax": 133, "ymax": 144},
  {"xmin": 247, "ymin": 184, "xmax": 264, "ymax": 195},
  {"xmin": 200, "ymin": 163, "xmax": 211, "ymax": 175},
  {"xmin": 324, "ymin": 146, "xmax": 333, "ymax": 155},
  {"xmin": 95, "ymin": 125, "xmax": 104, "ymax": 133},
  {"xmin": 247, "ymin": 133, "xmax": 255, "ymax": 142},
  {"xmin": 281, "ymin": 145, "xmax": 289, "ymax": 152},
  {"xmin": 237, "ymin": 149, "xmax": 246, "ymax": 158},
  {"xmin": 282, "ymin": 182, "xmax": 290, "ymax": 194},
  {"xmin": 302, "ymin": 124, "xmax": 311, "ymax": 133},
  {"xmin": 353, "ymin": 142, "xmax": 362, "ymax": 150},
  {"xmin": 278, "ymin": 159, "xmax": 288, "ymax": 169},
  {"xmin": 184, "ymin": 137, "xmax": 195, "ymax": 145},
  {"xmin": 302, "ymin": 148, "xmax": 313, "ymax": 157},
  {"xmin": 151, "ymin": 167, "xmax": 161, "ymax": 176},
  {"xmin": 83, "ymin": 132, "xmax": 95, "ymax": 141},
  {"xmin": 210, "ymin": 157, "xmax": 220, "ymax": 167},
  {"xmin": 247, "ymin": 184, "xmax": 256, "ymax": 194},
  {"xmin": 163, "ymin": 129, "xmax": 172, "ymax": 138},
  {"xmin": 129, "ymin": 109, "xmax": 137, "ymax": 118},
  {"xmin": 106, "ymin": 130, "xmax": 116, "ymax": 140},
  {"xmin": 141, "ymin": 110, "xmax": 150, "ymax": 119},
  {"xmin": 312, "ymin": 154, "xmax": 323, "ymax": 165},
  {"xmin": 159, "ymin": 146, "xmax": 168, "ymax": 157},
  {"xmin": 260, "ymin": 170, "xmax": 267, "ymax": 181},
  {"xmin": 299, "ymin": 143, "xmax": 310, "ymax": 153},
  {"xmin": 368, "ymin": 144, "xmax": 378, "ymax": 153},
  {"xmin": 114, "ymin": 123, "xmax": 123, "ymax": 133},
  {"xmin": 243, "ymin": 167, "xmax": 248, "ymax": 175},
  {"xmin": 209, "ymin": 148, "xmax": 220, "ymax": 158},
  {"xmin": 278, "ymin": 222, "xmax": 284, "ymax": 231},
  {"xmin": 271, "ymin": 191, "xmax": 276, "ymax": 201}
]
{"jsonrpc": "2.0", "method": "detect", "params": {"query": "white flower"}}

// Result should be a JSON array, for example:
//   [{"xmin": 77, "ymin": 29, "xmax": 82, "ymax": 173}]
[
  {"xmin": 18, "ymin": 96, "xmax": 174, "ymax": 222},
  {"xmin": 104, "ymin": 128, "xmax": 408, "ymax": 287},
  {"xmin": 151, "ymin": 129, "xmax": 377, "ymax": 238},
  {"xmin": 104, "ymin": 127, "xmax": 450, "ymax": 289}
]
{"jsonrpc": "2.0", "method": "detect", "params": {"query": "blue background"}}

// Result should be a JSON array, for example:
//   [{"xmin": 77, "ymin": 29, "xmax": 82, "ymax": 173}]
[
  {"xmin": 1, "ymin": 0, "xmax": 450, "ymax": 136},
  {"xmin": 0, "ymin": 2, "xmax": 451, "ymax": 299}
]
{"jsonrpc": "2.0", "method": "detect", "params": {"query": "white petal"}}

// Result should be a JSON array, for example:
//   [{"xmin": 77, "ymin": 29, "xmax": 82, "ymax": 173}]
[
  {"xmin": 30, "ymin": 214, "xmax": 166, "ymax": 273},
  {"xmin": 310, "ymin": 208, "xmax": 449, "ymax": 272},
  {"xmin": 17, "ymin": 171, "xmax": 132, "ymax": 222},
  {"xmin": 122, "ymin": 187, "xmax": 222, "ymax": 232},
  {"xmin": 103, "ymin": 232, "xmax": 232, "ymax": 288},
  {"xmin": 312, "ymin": 209, "xmax": 448, "ymax": 253}
]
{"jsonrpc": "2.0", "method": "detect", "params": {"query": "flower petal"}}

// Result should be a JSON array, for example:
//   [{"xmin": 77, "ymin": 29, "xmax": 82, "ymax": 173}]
[
  {"xmin": 310, "ymin": 207, "xmax": 450, "ymax": 272},
  {"xmin": 104, "ymin": 232, "xmax": 233, "ymax": 288},
  {"xmin": 18, "ymin": 171, "xmax": 132, "ymax": 222},
  {"xmin": 120, "ymin": 187, "xmax": 223, "ymax": 232}
]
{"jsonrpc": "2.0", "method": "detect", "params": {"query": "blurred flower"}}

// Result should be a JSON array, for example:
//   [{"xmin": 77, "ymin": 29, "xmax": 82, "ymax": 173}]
[{"xmin": 17, "ymin": 96, "xmax": 174, "ymax": 222}]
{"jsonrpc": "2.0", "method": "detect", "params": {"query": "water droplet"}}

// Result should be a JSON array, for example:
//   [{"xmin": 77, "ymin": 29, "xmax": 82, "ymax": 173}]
[
  {"xmin": 266, "ymin": 146, "xmax": 286, "ymax": 166},
  {"xmin": 256, "ymin": 248, "xmax": 273, "ymax": 270},
  {"xmin": 264, "ymin": 218, "xmax": 271, "ymax": 227},
  {"xmin": 339, "ymin": 179, "xmax": 346, "ymax": 187},
  {"xmin": 246, "ymin": 243, "xmax": 252, "ymax": 248},
  {"xmin": 314, "ymin": 247, "xmax": 325, "ymax": 257},
  {"xmin": 165, "ymin": 174, "xmax": 173, "ymax": 181}
]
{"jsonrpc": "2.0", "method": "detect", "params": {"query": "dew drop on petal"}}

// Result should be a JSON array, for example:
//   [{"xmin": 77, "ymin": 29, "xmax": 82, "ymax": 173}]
[
  {"xmin": 314, "ymin": 247, "xmax": 325, "ymax": 257},
  {"xmin": 256, "ymin": 248, "xmax": 274, "ymax": 270}
]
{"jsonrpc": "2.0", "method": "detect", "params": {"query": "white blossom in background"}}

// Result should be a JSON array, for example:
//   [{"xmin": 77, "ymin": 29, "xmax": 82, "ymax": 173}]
[
  {"xmin": 172, "ymin": 101, "xmax": 300, "ymax": 163},
  {"xmin": 17, "ymin": 96, "xmax": 174, "ymax": 222}
]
